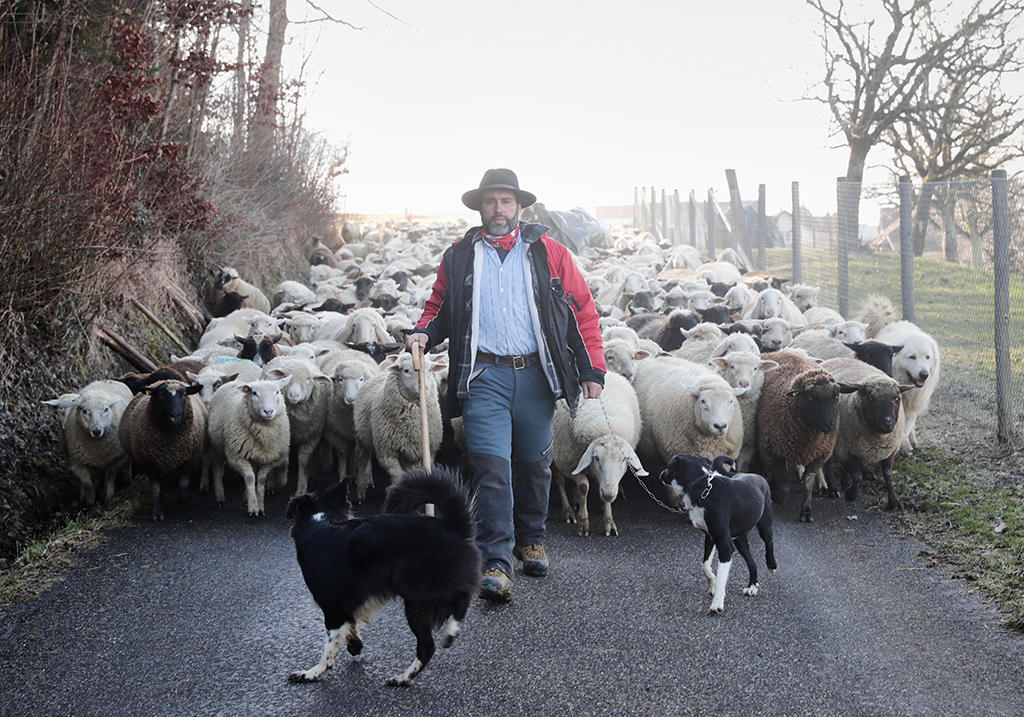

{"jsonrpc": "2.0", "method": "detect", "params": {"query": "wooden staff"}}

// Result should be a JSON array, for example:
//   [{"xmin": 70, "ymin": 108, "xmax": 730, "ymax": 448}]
[{"xmin": 410, "ymin": 341, "xmax": 434, "ymax": 516}]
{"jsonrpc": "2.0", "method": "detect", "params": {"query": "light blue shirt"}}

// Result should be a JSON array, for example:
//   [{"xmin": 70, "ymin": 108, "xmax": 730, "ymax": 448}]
[{"xmin": 475, "ymin": 238, "xmax": 539, "ymax": 355}]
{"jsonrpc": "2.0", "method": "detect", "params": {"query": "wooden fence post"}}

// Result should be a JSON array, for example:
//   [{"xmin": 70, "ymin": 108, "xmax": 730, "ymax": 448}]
[
  {"xmin": 706, "ymin": 189, "xmax": 716, "ymax": 257},
  {"xmin": 688, "ymin": 190, "xmax": 698, "ymax": 248},
  {"xmin": 991, "ymin": 169, "xmax": 1017, "ymax": 445},
  {"xmin": 757, "ymin": 183, "xmax": 767, "ymax": 271}
]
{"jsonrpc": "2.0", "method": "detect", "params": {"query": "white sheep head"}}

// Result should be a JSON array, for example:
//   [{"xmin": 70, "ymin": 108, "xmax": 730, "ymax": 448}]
[
  {"xmin": 572, "ymin": 435, "xmax": 647, "ymax": 503},
  {"xmin": 242, "ymin": 376, "xmax": 292, "ymax": 421},
  {"xmin": 681, "ymin": 382, "xmax": 747, "ymax": 438}
]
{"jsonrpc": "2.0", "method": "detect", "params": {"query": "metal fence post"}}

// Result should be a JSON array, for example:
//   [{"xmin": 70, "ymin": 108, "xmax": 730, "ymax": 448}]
[
  {"xmin": 633, "ymin": 186, "xmax": 639, "ymax": 228},
  {"xmin": 661, "ymin": 188, "xmax": 668, "ymax": 242},
  {"xmin": 757, "ymin": 183, "xmax": 767, "ymax": 271},
  {"xmin": 792, "ymin": 181, "xmax": 802, "ymax": 284},
  {"xmin": 836, "ymin": 177, "xmax": 853, "ymax": 317},
  {"xmin": 899, "ymin": 175, "xmax": 916, "ymax": 322},
  {"xmin": 991, "ymin": 169, "xmax": 1017, "ymax": 445},
  {"xmin": 706, "ymin": 190, "xmax": 716, "ymax": 257}
]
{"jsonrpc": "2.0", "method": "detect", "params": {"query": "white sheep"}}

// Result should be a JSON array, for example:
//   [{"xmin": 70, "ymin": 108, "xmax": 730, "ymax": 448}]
[
  {"xmin": 43, "ymin": 380, "xmax": 133, "ymax": 506},
  {"xmin": 755, "ymin": 317, "xmax": 804, "ymax": 351},
  {"xmin": 552, "ymin": 373, "xmax": 647, "ymax": 537},
  {"xmin": 633, "ymin": 357, "xmax": 746, "ymax": 474},
  {"xmin": 322, "ymin": 358, "xmax": 380, "ymax": 487},
  {"xmin": 272, "ymin": 280, "xmax": 317, "ymax": 309},
  {"xmin": 787, "ymin": 284, "xmax": 821, "ymax": 312},
  {"xmin": 216, "ymin": 266, "xmax": 271, "ymax": 314},
  {"xmin": 262, "ymin": 356, "xmax": 332, "ymax": 497},
  {"xmin": 803, "ymin": 306, "xmax": 845, "ymax": 326},
  {"xmin": 199, "ymin": 308, "xmax": 278, "ymax": 349},
  {"xmin": 744, "ymin": 288, "xmax": 807, "ymax": 326},
  {"xmin": 708, "ymin": 351, "xmax": 779, "ymax": 471},
  {"xmin": 207, "ymin": 376, "xmax": 292, "ymax": 515},
  {"xmin": 352, "ymin": 351, "xmax": 447, "ymax": 501},
  {"xmin": 317, "ymin": 307, "xmax": 391, "ymax": 345},
  {"xmin": 602, "ymin": 338, "xmax": 652, "ymax": 383}
]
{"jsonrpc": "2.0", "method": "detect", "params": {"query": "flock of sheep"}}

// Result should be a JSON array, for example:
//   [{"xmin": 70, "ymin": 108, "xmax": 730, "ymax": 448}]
[{"xmin": 43, "ymin": 220, "xmax": 941, "ymax": 532}]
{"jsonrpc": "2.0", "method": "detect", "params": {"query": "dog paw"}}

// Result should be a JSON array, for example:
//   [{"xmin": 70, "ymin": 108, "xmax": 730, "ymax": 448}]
[
  {"xmin": 288, "ymin": 670, "xmax": 319, "ymax": 684},
  {"xmin": 442, "ymin": 634, "xmax": 456, "ymax": 649},
  {"xmin": 346, "ymin": 638, "xmax": 363, "ymax": 655},
  {"xmin": 743, "ymin": 583, "xmax": 760, "ymax": 596},
  {"xmin": 386, "ymin": 675, "xmax": 413, "ymax": 687},
  {"xmin": 708, "ymin": 603, "xmax": 724, "ymax": 615}
]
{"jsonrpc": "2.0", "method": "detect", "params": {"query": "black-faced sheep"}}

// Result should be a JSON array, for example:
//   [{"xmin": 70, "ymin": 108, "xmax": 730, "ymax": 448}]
[
  {"xmin": 757, "ymin": 350, "xmax": 856, "ymax": 522},
  {"xmin": 821, "ymin": 358, "xmax": 912, "ymax": 511},
  {"xmin": 118, "ymin": 379, "xmax": 206, "ymax": 521}
]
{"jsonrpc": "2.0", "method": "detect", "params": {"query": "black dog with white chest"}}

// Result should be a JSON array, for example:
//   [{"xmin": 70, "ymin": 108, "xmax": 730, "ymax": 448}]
[
  {"xmin": 286, "ymin": 467, "xmax": 481, "ymax": 686},
  {"xmin": 660, "ymin": 453, "xmax": 777, "ymax": 614}
]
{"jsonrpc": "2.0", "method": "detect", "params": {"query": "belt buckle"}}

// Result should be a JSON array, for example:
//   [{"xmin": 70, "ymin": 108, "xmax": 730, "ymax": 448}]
[{"xmin": 512, "ymin": 355, "xmax": 526, "ymax": 370}]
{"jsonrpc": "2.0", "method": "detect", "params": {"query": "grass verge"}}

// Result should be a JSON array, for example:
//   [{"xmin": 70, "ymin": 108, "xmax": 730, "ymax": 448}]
[
  {"xmin": 0, "ymin": 496, "xmax": 136, "ymax": 606},
  {"xmin": 888, "ymin": 446, "xmax": 1024, "ymax": 631}
]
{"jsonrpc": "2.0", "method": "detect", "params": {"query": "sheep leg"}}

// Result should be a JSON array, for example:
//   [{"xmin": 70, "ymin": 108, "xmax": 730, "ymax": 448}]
[
  {"xmin": 234, "ymin": 461, "xmax": 259, "ymax": 517},
  {"xmin": 796, "ymin": 464, "xmax": 814, "ymax": 523},
  {"xmin": 255, "ymin": 465, "xmax": 270, "ymax": 516},
  {"xmin": 71, "ymin": 465, "xmax": 96, "ymax": 507},
  {"xmin": 378, "ymin": 454, "xmax": 406, "ymax": 486},
  {"xmin": 150, "ymin": 479, "xmax": 164, "ymax": 522},
  {"xmin": 601, "ymin": 496, "xmax": 618, "ymax": 537},
  {"xmin": 573, "ymin": 475, "xmax": 590, "ymax": 536},
  {"xmin": 844, "ymin": 457, "xmax": 864, "ymax": 502},
  {"xmin": 294, "ymin": 441, "xmax": 316, "ymax": 497},
  {"xmin": 354, "ymin": 444, "xmax": 374, "ymax": 502},
  {"xmin": 552, "ymin": 464, "xmax": 577, "ymax": 524},
  {"xmin": 102, "ymin": 467, "xmax": 117, "ymax": 504},
  {"xmin": 211, "ymin": 460, "xmax": 226, "ymax": 507},
  {"xmin": 289, "ymin": 624, "xmax": 352, "ymax": 683},
  {"xmin": 880, "ymin": 455, "xmax": 902, "ymax": 511}
]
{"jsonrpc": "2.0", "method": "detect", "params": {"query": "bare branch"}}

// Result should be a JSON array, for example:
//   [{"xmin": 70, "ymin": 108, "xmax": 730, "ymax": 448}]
[{"xmin": 295, "ymin": 1, "xmax": 366, "ymax": 29}]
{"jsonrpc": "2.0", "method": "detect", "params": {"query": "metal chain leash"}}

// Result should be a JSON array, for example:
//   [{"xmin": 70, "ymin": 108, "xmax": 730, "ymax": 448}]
[{"xmin": 594, "ymin": 393, "xmax": 688, "ymax": 516}]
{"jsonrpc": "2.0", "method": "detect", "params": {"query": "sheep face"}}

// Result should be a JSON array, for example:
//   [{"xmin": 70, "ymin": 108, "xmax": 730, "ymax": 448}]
[
  {"xmin": 683, "ymin": 384, "xmax": 742, "ymax": 438},
  {"xmin": 829, "ymin": 321, "xmax": 869, "ymax": 343},
  {"xmin": 788, "ymin": 285, "xmax": 820, "ymax": 312},
  {"xmin": 572, "ymin": 435, "xmax": 647, "ymax": 502},
  {"xmin": 758, "ymin": 319, "xmax": 800, "ymax": 351},
  {"xmin": 333, "ymin": 363, "xmax": 376, "ymax": 407},
  {"xmin": 143, "ymin": 380, "xmax": 201, "ymax": 428},
  {"xmin": 855, "ymin": 383, "xmax": 904, "ymax": 435},
  {"xmin": 751, "ymin": 288, "xmax": 784, "ymax": 319},
  {"xmin": 709, "ymin": 353, "xmax": 777, "ymax": 391},
  {"xmin": 242, "ymin": 376, "xmax": 292, "ymax": 421},
  {"xmin": 285, "ymin": 317, "xmax": 318, "ymax": 344},
  {"xmin": 73, "ymin": 394, "xmax": 124, "ymax": 438},
  {"xmin": 388, "ymin": 353, "xmax": 446, "ymax": 401},
  {"xmin": 786, "ymin": 376, "xmax": 850, "ymax": 434},
  {"xmin": 265, "ymin": 367, "xmax": 330, "ymax": 405}
]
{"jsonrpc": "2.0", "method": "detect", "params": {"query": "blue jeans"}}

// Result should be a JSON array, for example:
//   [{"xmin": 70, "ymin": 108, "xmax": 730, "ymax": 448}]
[{"xmin": 461, "ymin": 364, "xmax": 554, "ymax": 574}]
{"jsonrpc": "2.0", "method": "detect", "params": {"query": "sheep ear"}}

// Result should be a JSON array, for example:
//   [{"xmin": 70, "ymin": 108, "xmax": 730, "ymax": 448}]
[
  {"xmin": 838, "ymin": 383, "xmax": 861, "ymax": 394},
  {"xmin": 826, "ymin": 325, "xmax": 840, "ymax": 337},
  {"xmin": 890, "ymin": 345, "xmax": 904, "ymax": 354},
  {"xmin": 184, "ymin": 383, "xmax": 203, "ymax": 396},
  {"xmin": 634, "ymin": 349, "xmax": 652, "ymax": 361},
  {"xmin": 313, "ymin": 373, "xmax": 332, "ymax": 383},
  {"xmin": 265, "ymin": 368, "xmax": 287, "ymax": 381},
  {"xmin": 625, "ymin": 445, "xmax": 648, "ymax": 477},
  {"xmin": 680, "ymin": 382, "xmax": 701, "ymax": 397},
  {"xmin": 186, "ymin": 371, "xmax": 201, "ymax": 382},
  {"xmin": 760, "ymin": 359, "xmax": 780, "ymax": 372},
  {"xmin": 731, "ymin": 385, "xmax": 750, "ymax": 397},
  {"xmin": 898, "ymin": 384, "xmax": 915, "ymax": 393},
  {"xmin": 708, "ymin": 357, "xmax": 727, "ymax": 369},
  {"xmin": 572, "ymin": 443, "xmax": 597, "ymax": 475},
  {"xmin": 273, "ymin": 375, "xmax": 293, "ymax": 389}
]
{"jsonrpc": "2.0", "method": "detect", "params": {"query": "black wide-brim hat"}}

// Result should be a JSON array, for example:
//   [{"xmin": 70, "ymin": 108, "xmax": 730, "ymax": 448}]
[{"xmin": 461, "ymin": 168, "xmax": 537, "ymax": 211}]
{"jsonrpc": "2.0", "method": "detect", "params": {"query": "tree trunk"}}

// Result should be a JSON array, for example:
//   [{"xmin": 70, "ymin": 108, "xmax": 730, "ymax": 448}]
[
  {"xmin": 940, "ymin": 189, "xmax": 958, "ymax": 263},
  {"xmin": 231, "ymin": 0, "xmax": 252, "ymax": 157},
  {"xmin": 911, "ymin": 184, "xmax": 934, "ymax": 256},
  {"xmin": 251, "ymin": 0, "xmax": 287, "ymax": 155}
]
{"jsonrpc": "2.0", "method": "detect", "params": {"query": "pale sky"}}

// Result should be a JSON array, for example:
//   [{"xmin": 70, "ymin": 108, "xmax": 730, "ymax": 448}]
[{"xmin": 282, "ymin": 1, "xmax": 897, "ymax": 220}]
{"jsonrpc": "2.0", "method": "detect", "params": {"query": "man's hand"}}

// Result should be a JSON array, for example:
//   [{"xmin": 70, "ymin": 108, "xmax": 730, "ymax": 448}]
[
  {"xmin": 581, "ymin": 381, "xmax": 602, "ymax": 399},
  {"xmin": 406, "ymin": 332, "xmax": 428, "ymax": 353}
]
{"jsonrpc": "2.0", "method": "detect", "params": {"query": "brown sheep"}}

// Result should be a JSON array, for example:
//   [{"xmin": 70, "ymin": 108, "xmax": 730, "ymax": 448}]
[{"xmin": 756, "ymin": 350, "xmax": 856, "ymax": 522}]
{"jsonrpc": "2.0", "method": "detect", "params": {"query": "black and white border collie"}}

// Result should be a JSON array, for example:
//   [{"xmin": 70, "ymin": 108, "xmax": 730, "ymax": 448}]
[
  {"xmin": 286, "ymin": 467, "xmax": 481, "ymax": 686},
  {"xmin": 660, "ymin": 453, "xmax": 777, "ymax": 614}
]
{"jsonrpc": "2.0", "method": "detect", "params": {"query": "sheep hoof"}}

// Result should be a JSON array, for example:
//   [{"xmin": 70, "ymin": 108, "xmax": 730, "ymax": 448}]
[
  {"xmin": 887, "ymin": 498, "xmax": 903, "ymax": 511},
  {"xmin": 799, "ymin": 509, "xmax": 813, "ymax": 523},
  {"xmin": 603, "ymin": 524, "xmax": 618, "ymax": 537}
]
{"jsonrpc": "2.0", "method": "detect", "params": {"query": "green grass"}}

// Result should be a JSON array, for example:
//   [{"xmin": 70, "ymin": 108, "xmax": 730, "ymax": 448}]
[
  {"xmin": 893, "ymin": 448, "xmax": 1024, "ymax": 630},
  {"xmin": 765, "ymin": 246, "xmax": 1024, "ymax": 629}
]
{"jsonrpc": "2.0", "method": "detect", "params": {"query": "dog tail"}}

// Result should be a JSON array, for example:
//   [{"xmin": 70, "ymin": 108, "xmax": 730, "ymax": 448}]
[
  {"xmin": 855, "ymin": 294, "xmax": 897, "ymax": 339},
  {"xmin": 383, "ymin": 466, "xmax": 476, "ymax": 541}
]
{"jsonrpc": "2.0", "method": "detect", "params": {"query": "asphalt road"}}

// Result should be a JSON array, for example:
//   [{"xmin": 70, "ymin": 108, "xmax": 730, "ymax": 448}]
[{"xmin": 1, "ymin": 474, "xmax": 1022, "ymax": 717}]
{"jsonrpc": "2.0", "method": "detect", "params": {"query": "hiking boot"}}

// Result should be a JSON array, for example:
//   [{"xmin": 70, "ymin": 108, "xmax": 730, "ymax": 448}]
[
  {"xmin": 479, "ymin": 567, "xmax": 513, "ymax": 602},
  {"xmin": 513, "ymin": 544, "xmax": 549, "ymax": 577}
]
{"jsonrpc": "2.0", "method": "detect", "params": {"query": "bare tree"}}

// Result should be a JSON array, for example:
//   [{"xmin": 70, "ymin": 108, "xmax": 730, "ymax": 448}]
[
  {"xmin": 885, "ymin": 29, "xmax": 1024, "ymax": 258},
  {"xmin": 807, "ymin": 0, "xmax": 1024, "ymax": 252},
  {"xmin": 250, "ymin": 0, "xmax": 287, "ymax": 154}
]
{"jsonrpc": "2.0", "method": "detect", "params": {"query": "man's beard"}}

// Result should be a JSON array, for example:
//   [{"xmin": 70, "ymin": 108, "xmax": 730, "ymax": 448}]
[{"xmin": 483, "ymin": 210, "xmax": 518, "ymax": 236}]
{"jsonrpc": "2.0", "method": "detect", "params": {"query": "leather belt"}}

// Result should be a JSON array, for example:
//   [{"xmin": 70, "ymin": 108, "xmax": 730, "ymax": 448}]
[{"xmin": 476, "ymin": 351, "xmax": 540, "ymax": 370}]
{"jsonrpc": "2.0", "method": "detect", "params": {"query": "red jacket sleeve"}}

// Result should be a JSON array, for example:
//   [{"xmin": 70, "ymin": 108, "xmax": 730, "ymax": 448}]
[
  {"xmin": 413, "ymin": 256, "xmax": 449, "ymax": 346},
  {"xmin": 545, "ymin": 237, "xmax": 606, "ymax": 375}
]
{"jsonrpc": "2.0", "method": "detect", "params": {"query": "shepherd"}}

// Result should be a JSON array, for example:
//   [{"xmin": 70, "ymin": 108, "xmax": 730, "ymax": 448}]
[{"xmin": 407, "ymin": 168, "xmax": 606, "ymax": 602}]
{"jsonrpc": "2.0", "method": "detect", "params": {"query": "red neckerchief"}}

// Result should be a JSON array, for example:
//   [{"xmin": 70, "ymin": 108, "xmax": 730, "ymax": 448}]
[{"xmin": 481, "ymin": 224, "xmax": 520, "ymax": 251}]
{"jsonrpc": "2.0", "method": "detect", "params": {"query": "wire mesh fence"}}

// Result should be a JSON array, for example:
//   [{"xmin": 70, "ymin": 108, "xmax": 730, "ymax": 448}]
[{"xmin": 762, "ymin": 174, "xmax": 1024, "ymax": 447}]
